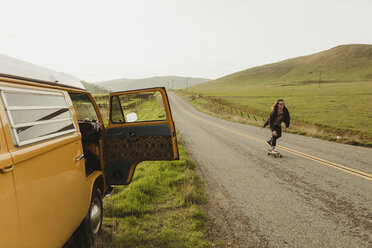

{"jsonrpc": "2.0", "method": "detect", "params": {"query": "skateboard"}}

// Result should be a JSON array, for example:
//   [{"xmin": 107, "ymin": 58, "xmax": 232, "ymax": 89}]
[{"xmin": 268, "ymin": 149, "xmax": 282, "ymax": 158}]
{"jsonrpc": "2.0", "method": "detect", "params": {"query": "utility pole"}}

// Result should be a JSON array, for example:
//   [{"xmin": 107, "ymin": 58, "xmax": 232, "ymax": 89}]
[{"xmin": 186, "ymin": 77, "xmax": 189, "ymax": 91}]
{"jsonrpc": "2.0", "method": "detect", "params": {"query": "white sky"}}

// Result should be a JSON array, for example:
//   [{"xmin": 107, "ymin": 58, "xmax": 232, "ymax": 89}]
[{"xmin": 1, "ymin": 0, "xmax": 372, "ymax": 82}]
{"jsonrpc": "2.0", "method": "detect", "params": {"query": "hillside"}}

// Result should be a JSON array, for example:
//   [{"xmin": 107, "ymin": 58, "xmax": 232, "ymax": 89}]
[
  {"xmin": 95, "ymin": 76, "xmax": 210, "ymax": 92},
  {"xmin": 192, "ymin": 44, "xmax": 372, "ymax": 94},
  {"xmin": 81, "ymin": 81, "xmax": 111, "ymax": 94},
  {"xmin": 184, "ymin": 44, "xmax": 372, "ymax": 146}
]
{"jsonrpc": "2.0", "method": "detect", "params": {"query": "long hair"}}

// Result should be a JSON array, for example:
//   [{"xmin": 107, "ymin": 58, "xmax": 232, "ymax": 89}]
[{"xmin": 271, "ymin": 99, "xmax": 285, "ymax": 112}]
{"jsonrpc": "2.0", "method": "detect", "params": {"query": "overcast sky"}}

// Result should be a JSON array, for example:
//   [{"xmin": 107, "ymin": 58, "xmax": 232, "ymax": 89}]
[{"xmin": 1, "ymin": 0, "xmax": 371, "ymax": 82}]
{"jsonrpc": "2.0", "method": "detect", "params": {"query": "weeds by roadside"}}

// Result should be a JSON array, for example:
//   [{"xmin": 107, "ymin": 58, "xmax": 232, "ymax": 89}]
[{"xmin": 93, "ymin": 142, "xmax": 211, "ymax": 248}]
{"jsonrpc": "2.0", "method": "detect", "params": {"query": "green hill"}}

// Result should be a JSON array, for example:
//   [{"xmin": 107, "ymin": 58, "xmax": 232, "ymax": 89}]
[
  {"xmin": 95, "ymin": 76, "xmax": 211, "ymax": 92},
  {"xmin": 187, "ymin": 44, "xmax": 372, "ymax": 146},
  {"xmin": 192, "ymin": 44, "xmax": 372, "ymax": 95}
]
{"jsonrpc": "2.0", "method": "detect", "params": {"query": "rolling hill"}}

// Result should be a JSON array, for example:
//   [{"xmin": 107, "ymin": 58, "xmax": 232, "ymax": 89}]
[
  {"xmin": 192, "ymin": 44, "xmax": 372, "ymax": 94},
  {"xmin": 185, "ymin": 44, "xmax": 372, "ymax": 145},
  {"xmin": 95, "ymin": 76, "xmax": 210, "ymax": 92}
]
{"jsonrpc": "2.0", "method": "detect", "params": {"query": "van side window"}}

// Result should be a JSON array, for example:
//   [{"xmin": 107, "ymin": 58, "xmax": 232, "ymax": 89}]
[
  {"xmin": 69, "ymin": 93, "xmax": 99, "ymax": 121},
  {"xmin": 0, "ymin": 87, "xmax": 76, "ymax": 146}
]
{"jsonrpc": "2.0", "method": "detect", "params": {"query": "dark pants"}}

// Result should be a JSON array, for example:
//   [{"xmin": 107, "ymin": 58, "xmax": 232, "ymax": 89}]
[{"xmin": 271, "ymin": 125, "xmax": 282, "ymax": 147}]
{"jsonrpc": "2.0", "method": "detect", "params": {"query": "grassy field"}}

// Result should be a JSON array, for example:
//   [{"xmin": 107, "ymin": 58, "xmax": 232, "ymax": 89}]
[
  {"xmin": 94, "ymin": 143, "xmax": 211, "ymax": 248},
  {"xmin": 124, "ymin": 92, "xmax": 166, "ymax": 122},
  {"xmin": 91, "ymin": 93, "xmax": 212, "ymax": 247},
  {"xmin": 187, "ymin": 45, "xmax": 372, "ymax": 147},
  {"xmin": 93, "ymin": 92, "xmax": 167, "ymax": 126},
  {"xmin": 179, "ymin": 80, "xmax": 372, "ymax": 146}
]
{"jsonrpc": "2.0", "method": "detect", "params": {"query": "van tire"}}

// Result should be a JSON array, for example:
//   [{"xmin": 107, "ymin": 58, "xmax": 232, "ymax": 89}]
[{"xmin": 73, "ymin": 187, "xmax": 103, "ymax": 247}]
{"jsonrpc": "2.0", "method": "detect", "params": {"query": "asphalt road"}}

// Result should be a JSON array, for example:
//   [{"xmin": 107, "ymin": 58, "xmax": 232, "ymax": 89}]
[{"xmin": 168, "ymin": 92, "xmax": 372, "ymax": 247}]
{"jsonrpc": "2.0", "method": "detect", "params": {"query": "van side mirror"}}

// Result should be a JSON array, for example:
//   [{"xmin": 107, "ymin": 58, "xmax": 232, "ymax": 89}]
[{"xmin": 125, "ymin": 112, "xmax": 138, "ymax": 123}]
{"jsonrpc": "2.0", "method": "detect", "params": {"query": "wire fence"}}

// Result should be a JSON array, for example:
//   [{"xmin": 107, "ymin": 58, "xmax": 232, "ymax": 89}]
[{"xmin": 208, "ymin": 98, "xmax": 266, "ymax": 122}]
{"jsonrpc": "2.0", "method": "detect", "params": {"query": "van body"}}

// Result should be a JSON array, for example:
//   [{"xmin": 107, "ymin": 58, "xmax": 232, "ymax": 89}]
[{"xmin": 0, "ymin": 56, "xmax": 179, "ymax": 247}]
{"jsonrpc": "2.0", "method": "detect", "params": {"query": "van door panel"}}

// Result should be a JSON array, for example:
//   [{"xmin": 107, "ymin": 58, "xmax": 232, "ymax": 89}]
[
  {"xmin": 104, "ymin": 160, "xmax": 135, "ymax": 185},
  {"xmin": 0, "ymin": 172, "xmax": 21, "ymax": 248},
  {"xmin": 104, "ymin": 125, "xmax": 174, "ymax": 161},
  {"xmin": 0, "ymin": 125, "xmax": 21, "ymax": 248},
  {"xmin": 104, "ymin": 88, "xmax": 179, "ymax": 185},
  {"xmin": 12, "ymin": 138, "xmax": 88, "ymax": 248}
]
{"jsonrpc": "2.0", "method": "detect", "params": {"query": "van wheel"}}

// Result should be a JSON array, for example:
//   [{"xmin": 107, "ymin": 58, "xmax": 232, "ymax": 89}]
[{"xmin": 73, "ymin": 187, "xmax": 103, "ymax": 247}]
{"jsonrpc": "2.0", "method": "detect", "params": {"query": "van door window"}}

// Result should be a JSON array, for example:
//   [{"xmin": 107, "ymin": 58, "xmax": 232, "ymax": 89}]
[
  {"xmin": 0, "ymin": 87, "xmax": 76, "ymax": 146},
  {"xmin": 69, "ymin": 93, "xmax": 103, "ymax": 175},
  {"xmin": 110, "ymin": 91, "xmax": 167, "ymax": 123}
]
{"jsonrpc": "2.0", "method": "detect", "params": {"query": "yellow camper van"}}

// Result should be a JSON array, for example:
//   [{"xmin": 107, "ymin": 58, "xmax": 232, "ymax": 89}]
[{"xmin": 0, "ymin": 54, "xmax": 179, "ymax": 248}]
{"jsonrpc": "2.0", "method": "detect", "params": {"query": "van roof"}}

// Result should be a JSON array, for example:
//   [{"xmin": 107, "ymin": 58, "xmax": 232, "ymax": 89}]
[{"xmin": 0, "ymin": 53, "xmax": 85, "ymax": 89}]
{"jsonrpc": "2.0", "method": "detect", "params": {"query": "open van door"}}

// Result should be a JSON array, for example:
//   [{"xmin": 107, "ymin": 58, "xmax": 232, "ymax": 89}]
[{"xmin": 103, "ymin": 87, "xmax": 179, "ymax": 185}]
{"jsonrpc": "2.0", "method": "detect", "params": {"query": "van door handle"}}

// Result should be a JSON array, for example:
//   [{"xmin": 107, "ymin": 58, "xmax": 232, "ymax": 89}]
[
  {"xmin": 1, "ymin": 164, "xmax": 14, "ymax": 173},
  {"xmin": 75, "ymin": 154, "xmax": 84, "ymax": 162}
]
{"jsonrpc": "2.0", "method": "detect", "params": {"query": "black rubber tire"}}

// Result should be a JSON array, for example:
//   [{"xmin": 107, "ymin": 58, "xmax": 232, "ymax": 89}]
[{"xmin": 73, "ymin": 187, "xmax": 103, "ymax": 248}]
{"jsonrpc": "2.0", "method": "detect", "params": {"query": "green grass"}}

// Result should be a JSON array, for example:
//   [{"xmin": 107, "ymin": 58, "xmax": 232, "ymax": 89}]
[
  {"xmin": 134, "ymin": 94, "xmax": 166, "ymax": 122},
  {"xmin": 94, "ymin": 143, "xmax": 211, "ymax": 248},
  {"xmin": 186, "ymin": 45, "xmax": 372, "ymax": 146},
  {"xmin": 178, "ymin": 81, "xmax": 372, "ymax": 147},
  {"xmin": 221, "ymin": 81, "xmax": 372, "ymax": 137},
  {"xmin": 91, "ymin": 93, "xmax": 211, "ymax": 247},
  {"xmin": 195, "ymin": 44, "xmax": 372, "ymax": 90},
  {"xmin": 92, "ymin": 94, "xmax": 110, "ymax": 125},
  {"xmin": 95, "ymin": 92, "xmax": 167, "ymax": 127}
]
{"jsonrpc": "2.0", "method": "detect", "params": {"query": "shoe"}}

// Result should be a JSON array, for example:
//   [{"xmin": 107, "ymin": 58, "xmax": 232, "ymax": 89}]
[
  {"xmin": 272, "ymin": 147, "xmax": 278, "ymax": 153},
  {"xmin": 267, "ymin": 139, "xmax": 272, "ymax": 146}
]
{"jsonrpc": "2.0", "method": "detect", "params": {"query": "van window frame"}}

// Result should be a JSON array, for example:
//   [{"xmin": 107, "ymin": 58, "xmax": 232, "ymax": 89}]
[{"xmin": 0, "ymin": 86, "xmax": 76, "ymax": 146}]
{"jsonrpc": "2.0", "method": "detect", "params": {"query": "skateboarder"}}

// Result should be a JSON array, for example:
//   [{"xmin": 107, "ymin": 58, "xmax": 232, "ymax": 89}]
[{"xmin": 263, "ymin": 99, "xmax": 290, "ymax": 153}]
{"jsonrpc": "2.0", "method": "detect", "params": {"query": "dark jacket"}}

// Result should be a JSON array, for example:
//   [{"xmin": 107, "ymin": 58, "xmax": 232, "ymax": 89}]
[{"xmin": 263, "ymin": 107, "xmax": 290, "ymax": 131}]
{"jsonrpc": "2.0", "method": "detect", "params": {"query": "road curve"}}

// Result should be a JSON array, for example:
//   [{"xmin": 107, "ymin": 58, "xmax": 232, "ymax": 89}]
[{"xmin": 168, "ymin": 92, "xmax": 372, "ymax": 247}]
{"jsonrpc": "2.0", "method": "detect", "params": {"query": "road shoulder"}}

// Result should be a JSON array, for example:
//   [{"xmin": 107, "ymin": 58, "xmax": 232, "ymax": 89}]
[{"xmin": 183, "ymin": 138, "xmax": 269, "ymax": 248}]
